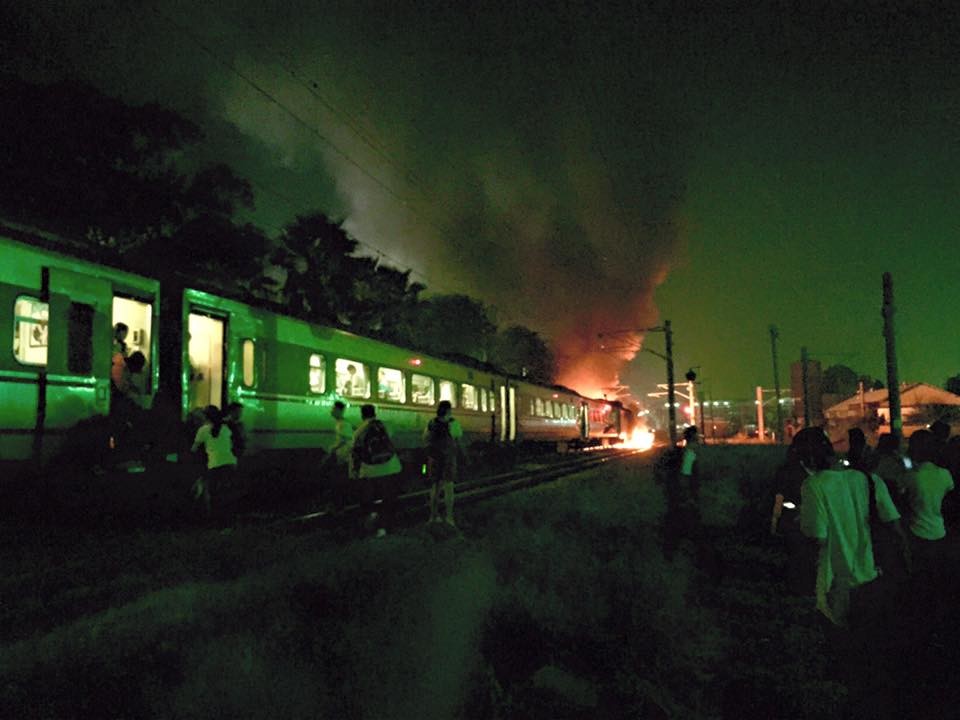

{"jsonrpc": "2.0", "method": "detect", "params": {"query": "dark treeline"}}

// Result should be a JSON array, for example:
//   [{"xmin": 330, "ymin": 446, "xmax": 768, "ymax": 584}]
[{"xmin": 0, "ymin": 74, "xmax": 555, "ymax": 384}]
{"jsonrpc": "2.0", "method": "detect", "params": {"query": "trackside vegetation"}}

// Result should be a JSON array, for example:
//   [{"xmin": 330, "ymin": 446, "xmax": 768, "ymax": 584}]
[{"xmin": 2, "ymin": 447, "xmax": 852, "ymax": 719}]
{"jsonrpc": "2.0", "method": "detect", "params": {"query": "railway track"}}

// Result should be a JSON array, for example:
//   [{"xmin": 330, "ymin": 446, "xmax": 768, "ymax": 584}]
[{"xmin": 270, "ymin": 446, "xmax": 647, "ymax": 533}]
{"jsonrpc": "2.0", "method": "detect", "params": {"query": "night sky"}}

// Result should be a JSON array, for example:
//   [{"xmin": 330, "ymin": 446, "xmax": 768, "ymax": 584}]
[{"xmin": 5, "ymin": 1, "xmax": 960, "ymax": 401}]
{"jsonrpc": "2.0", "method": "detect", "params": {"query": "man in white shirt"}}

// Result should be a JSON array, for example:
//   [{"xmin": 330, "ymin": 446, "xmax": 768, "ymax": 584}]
[{"xmin": 797, "ymin": 427, "xmax": 904, "ymax": 718}]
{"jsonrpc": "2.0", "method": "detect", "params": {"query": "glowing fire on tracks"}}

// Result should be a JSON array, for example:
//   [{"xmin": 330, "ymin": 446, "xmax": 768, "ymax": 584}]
[{"xmin": 619, "ymin": 427, "xmax": 656, "ymax": 451}]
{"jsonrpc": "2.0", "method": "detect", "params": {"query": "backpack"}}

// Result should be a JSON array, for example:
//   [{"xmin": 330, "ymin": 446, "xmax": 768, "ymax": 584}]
[
  {"xmin": 426, "ymin": 417, "xmax": 453, "ymax": 459},
  {"xmin": 360, "ymin": 420, "xmax": 395, "ymax": 465}
]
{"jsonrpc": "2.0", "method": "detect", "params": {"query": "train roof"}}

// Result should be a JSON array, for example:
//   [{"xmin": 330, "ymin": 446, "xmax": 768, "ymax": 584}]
[{"xmin": 0, "ymin": 220, "xmax": 160, "ymax": 295}]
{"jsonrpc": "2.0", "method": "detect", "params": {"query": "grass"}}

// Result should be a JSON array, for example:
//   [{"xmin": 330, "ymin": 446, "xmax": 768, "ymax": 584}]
[{"xmin": 1, "ymin": 444, "xmax": 852, "ymax": 719}]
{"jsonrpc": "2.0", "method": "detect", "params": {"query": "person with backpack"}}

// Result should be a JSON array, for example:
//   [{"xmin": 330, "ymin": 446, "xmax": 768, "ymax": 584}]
[
  {"xmin": 423, "ymin": 400, "xmax": 464, "ymax": 527},
  {"xmin": 351, "ymin": 404, "xmax": 402, "ymax": 536}
]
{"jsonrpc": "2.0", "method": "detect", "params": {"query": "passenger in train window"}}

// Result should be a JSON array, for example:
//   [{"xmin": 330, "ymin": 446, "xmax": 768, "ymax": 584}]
[
  {"xmin": 341, "ymin": 363, "xmax": 360, "ymax": 396},
  {"xmin": 190, "ymin": 405, "xmax": 238, "ymax": 521},
  {"xmin": 424, "ymin": 399, "xmax": 464, "ymax": 527},
  {"xmin": 351, "ymin": 404, "xmax": 402, "ymax": 537}
]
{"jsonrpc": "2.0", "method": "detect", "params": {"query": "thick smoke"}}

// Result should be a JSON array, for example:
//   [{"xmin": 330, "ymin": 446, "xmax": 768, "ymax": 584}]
[{"xmin": 12, "ymin": 1, "xmax": 688, "ymax": 399}]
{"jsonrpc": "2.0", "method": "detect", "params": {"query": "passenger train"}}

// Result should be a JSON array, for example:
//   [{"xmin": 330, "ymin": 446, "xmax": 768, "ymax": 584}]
[{"xmin": 0, "ymin": 226, "xmax": 634, "ymax": 469}]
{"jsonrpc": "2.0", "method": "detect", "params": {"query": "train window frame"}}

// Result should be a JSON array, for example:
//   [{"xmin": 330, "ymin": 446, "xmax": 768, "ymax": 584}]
[
  {"xmin": 535, "ymin": 398, "xmax": 544, "ymax": 416},
  {"xmin": 308, "ymin": 352, "xmax": 325, "ymax": 394},
  {"xmin": 335, "ymin": 357, "xmax": 370, "ymax": 399},
  {"xmin": 13, "ymin": 295, "xmax": 49, "ymax": 367},
  {"xmin": 411, "ymin": 373, "xmax": 435, "ymax": 406},
  {"xmin": 480, "ymin": 388, "xmax": 487, "ymax": 413},
  {"xmin": 461, "ymin": 383, "xmax": 478, "ymax": 411},
  {"xmin": 439, "ymin": 380, "xmax": 457, "ymax": 408},
  {"xmin": 377, "ymin": 366, "xmax": 406, "ymax": 404},
  {"xmin": 242, "ymin": 339, "xmax": 256, "ymax": 388},
  {"xmin": 67, "ymin": 302, "xmax": 94, "ymax": 375}
]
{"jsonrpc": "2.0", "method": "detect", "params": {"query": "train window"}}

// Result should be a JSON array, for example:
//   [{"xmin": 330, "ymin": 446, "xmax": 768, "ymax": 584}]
[
  {"xmin": 544, "ymin": 400, "xmax": 554, "ymax": 418},
  {"xmin": 242, "ymin": 340, "xmax": 256, "ymax": 387},
  {"xmin": 67, "ymin": 303, "xmax": 94, "ymax": 375},
  {"xmin": 336, "ymin": 358, "xmax": 369, "ymax": 398},
  {"xmin": 490, "ymin": 389, "xmax": 495, "ymax": 413},
  {"xmin": 378, "ymin": 367, "xmax": 405, "ymax": 403},
  {"xmin": 308, "ymin": 353, "xmax": 325, "ymax": 393},
  {"xmin": 553, "ymin": 401, "xmax": 561, "ymax": 418},
  {"xmin": 480, "ymin": 389, "xmax": 487, "ymax": 413},
  {"xmin": 411, "ymin": 373, "xmax": 435, "ymax": 405},
  {"xmin": 529, "ymin": 399, "xmax": 535, "ymax": 415},
  {"xmin": 461, "ymin": 384, "xmax": 478, "ymax": 410},
  {"xmin": 439, "ymin": 380, "xmax": 457, "ymax": 408},
  {"xmin": 535, "ymin": 398, "xmax": 545, "ymax": 416},
  {"xmin": 13, "ymin": 296, "xmax": 48, "ymax": 366}
]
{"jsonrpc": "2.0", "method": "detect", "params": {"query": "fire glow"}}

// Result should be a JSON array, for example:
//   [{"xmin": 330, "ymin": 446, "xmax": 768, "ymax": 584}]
[{"xmin": 619, "ymin": 427, "xmax": 655, "ymax": 452}]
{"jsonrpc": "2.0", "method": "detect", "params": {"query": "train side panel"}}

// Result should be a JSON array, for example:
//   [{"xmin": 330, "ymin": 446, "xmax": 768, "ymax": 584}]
[
  {"xmin": 180, "ymin": 289, "xmax": 503, "ymax": 457},
  {"xmin": 513, "ymin": 381, "xmax": 581, "ymax": 443},
  {"xmin": 0, "ymin": 233, "xmax": 159, "ymax": 463}
]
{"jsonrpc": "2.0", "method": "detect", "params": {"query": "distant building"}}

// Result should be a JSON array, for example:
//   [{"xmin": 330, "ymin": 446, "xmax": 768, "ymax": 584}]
[{"xmin": 823, "ymin": 382, "xmax": 960, "ymax": 438}]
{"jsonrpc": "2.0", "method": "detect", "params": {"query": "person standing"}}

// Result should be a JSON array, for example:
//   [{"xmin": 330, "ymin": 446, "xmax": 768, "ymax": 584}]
[
  {"xmin": 903, "ymin": 430, "xmax": 954, "ymax": 602},
  {"xmin": 770, "ymin": 441, "xmax": 817, "ymax": 596},
  {"xmin": 325, "ymin": 400, "xmax": 354, "ymax": 511},
  {"xmin": 351, "ymin": 404, "xmax": 402, "ymax": 536},
  {"xmin": 846, "ymin": 427, "xmax": 872, "ymax": 472},
  {"xmin": 190, "ymin": 405, "xmax": 238, "ymax": 521},
  {"xmin": 423, "ymin": 400, "xmax": 463, "ymax": 526},
  {"xmin": 660, "ymin": 425, "xmax": 701, "ymax": 558},
  {"xmin": 797, "ymin": 427, "xmax": 903, "ymax": 716},
  {"xmin": 223, "ymin": 401, "xmax": 246, "ymax": 460}
]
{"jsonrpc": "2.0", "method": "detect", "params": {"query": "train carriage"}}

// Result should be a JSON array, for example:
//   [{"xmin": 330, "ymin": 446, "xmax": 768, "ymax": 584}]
[
  {"xmin": 512, "ymin": 380, "xmax": 582, "ymax": 444},
  {"xmin": 179, "ymin": 288, "xmax": 505, "ymax": 459},
  {"xmin": 2, "ymin": 224, "xmax": 633, "ymax": 473},
  {"xmin": 0, "ymin": 230, "xmax": 159, "ymax": 463}
]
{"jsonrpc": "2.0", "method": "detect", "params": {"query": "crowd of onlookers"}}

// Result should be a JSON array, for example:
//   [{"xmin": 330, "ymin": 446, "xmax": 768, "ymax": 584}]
[{"xmin": 768, "ymin": 422, "xmax": 957, "ymax": 719}]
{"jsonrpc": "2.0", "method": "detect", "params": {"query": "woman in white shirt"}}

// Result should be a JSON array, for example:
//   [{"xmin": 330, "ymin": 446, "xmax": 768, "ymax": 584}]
[{"xmin": 190, "ymin": 405, "xmax": 238, "ymax": 517}]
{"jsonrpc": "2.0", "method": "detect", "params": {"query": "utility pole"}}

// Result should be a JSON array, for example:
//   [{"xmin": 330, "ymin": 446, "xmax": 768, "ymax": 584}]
[
  {"xmin": 756, "ymin": 385, "xmax": 765, "ymax": 440},
  {"xmin": 882, "ymin": 273, "xmax": 902, "ymax": 441},
  {"xmin": 599, "ymin": 321, "xmax": 677, "ymax": 445},
  {"xmin": 801, "ymin": 346, "xmax": 811, "ymax": 427},
  {"xmin": 665, "ymin": 320, "xmax": 676, "ymax": 445},
  {"xmin": 699, "ymin": 392, "xmax": 706, "ymax": 438},
  {"xmin": 770, "ymin": 325, "xmax": 783, "ymax": 443}
]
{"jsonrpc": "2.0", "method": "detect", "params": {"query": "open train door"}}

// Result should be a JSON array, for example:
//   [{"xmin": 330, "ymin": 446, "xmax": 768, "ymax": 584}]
[
  {"xmin": 499, "ymin": 384, "xmax": 508, "ymax": 442},
  {"xmin": 578, "ymin": 402, "xmax": 589, "ymax": 441},
  {"xmin": 500, "ymin": 383, "xmax": 517, "ymax": 442},
  {"xmin": 187, "ymin": 311, "xmax": 226, "ymax": 411}
]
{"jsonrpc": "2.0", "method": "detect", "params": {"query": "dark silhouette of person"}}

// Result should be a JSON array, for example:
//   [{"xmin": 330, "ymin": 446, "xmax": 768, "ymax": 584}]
[
  {"xmin": 930, "ymin": 419, "xmax": 950, "ymax": 467},
  {"xmin": 847, "ymin": 427, "xmax": 871, "ymax": 471}
]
